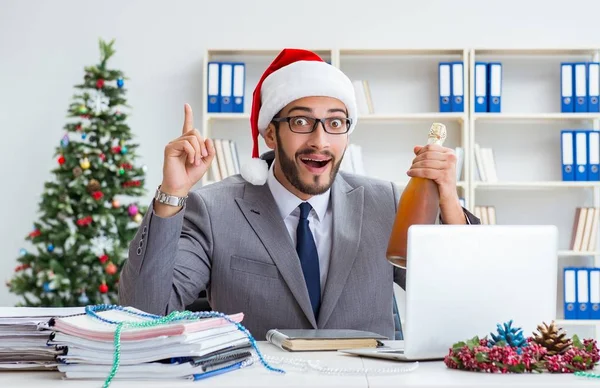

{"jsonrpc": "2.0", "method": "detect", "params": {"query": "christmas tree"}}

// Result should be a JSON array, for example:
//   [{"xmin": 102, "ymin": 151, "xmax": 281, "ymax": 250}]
[{"xmin": 7, "ymin": 38, "xmax": 147, "ymax": 307}]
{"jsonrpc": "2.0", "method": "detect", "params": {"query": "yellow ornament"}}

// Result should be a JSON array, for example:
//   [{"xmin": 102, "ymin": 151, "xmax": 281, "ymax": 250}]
[
  {"xmin": 80, "ymin": 157, "xmax": 90, "ymax": 170},
  {"xmin": 133, "ymin": 213, "xmax": 142, "ymax": 223}
]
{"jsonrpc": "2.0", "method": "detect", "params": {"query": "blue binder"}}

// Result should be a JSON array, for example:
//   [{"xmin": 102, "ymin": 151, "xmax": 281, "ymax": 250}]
[
  {"xmin": 561, "ymin": 63, "xmax": 574, "ymax": 112},
  {"xmin": 451, "ymin": 62, "xmax": 464, "ymax": 112},
  {"xmin": 487, "ymin": 63, "xmax": 502, "ymax": 113},
  {"xmin": 207, "ymin": 62, "xmax": 221, "ymax": 113},
  {"xmin": 438, "ymin": 62, "xmax": 452, "ymax": 112},
  {"xmin": 575, "ymin": 130, "xmax": 589, "ymax": 181},
  {"xmin": 588, "ymin": 62, "xmax": 600, "ymax": 112},
  {"xmin": 588, "ymin": 130, "xmax": 600, "ymax": 181},
  {"xmin": 590, "ymin": 268, "xmax": 600, "ymax": 319},
  {"xmin": 564, "ymin": 267, "xmax": 577, "ymax": 319},
  {"xmin": 219, "ymin": 63, "xmax": 234, "ymax": 113},
  {"xmin": 560, "ymin": 130, "xmax": 575, "ymax": 181},
  {"xmin": 577, "ymin": 267, "xmax": 591, "ymax": 319},
  {"xmin": 574, "ymin": 62, "xmax": 588, "ymax": 113},
  {"xmin": 474, "ymin": 62, "xmax": 488, "ymax": 112},
  {"xmin": 232, "ymin": 63, "xmax": 245, "ymax": 113}
]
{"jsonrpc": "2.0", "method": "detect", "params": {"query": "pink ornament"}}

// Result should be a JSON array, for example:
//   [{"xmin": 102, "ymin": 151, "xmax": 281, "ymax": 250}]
[{"xmin": 128, "ymin": 204, "xmax": 138, "ymax": 216}]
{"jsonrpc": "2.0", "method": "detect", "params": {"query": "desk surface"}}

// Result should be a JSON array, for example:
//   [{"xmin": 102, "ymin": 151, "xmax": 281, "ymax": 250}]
[{"xmin": 0, "ymin": 341, "xmax": 599, "ymax": 388}]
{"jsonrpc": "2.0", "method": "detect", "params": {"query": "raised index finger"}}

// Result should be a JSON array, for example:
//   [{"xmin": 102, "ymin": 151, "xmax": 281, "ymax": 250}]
[{"xmin": 182, "ymin": 103, "xmax": 194, "ymax": 134}]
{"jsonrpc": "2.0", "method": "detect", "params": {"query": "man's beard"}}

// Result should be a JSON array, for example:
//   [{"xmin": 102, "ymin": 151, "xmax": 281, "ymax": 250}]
[{"xmin": 275, "ymin": 132, "xmax": 343, "ymax": 196}]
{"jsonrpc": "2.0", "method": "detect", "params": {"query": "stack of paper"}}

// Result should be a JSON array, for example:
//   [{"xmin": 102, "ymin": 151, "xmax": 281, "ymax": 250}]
[
  {"xmin": 48, "ymin": 307, "xmax": 254, "ymax": 381},
  {"xmin": 0, "ymin": 306, "xmax": 84, "ymax": 370}
]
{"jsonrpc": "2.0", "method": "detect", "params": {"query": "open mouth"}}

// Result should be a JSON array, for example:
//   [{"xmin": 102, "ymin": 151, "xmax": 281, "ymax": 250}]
[{"xmin": 299, "ymin": 156, "xmax": 332, "ymax": 173}]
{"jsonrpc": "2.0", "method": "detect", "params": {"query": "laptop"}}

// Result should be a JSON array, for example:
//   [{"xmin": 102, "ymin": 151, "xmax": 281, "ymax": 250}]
[{"xmin": 340, "ymin": 224, "xmax": 559, "ymax": 361}]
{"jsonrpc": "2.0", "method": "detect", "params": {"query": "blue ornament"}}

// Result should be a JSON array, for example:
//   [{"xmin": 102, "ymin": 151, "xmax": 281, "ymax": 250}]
[
  {"xmin": 117, "ymin": 78, "xmax": 124, "ymax": 88},
  {"xmin": 43, "ymin": 282, "xmax": 53, "ymax": 292},
  {"xmin": 120, "ymin": 146, "xmax": 128, "ymax": 154},
  {"xmin": 47, "ymin": 243, "xmax": 54, "ymax": 253},
  {"xmin": 81, "ymin": 133, "xmax": 87, "ymax": 140},
  {"xmin": 78, "ymin": 292, "xmax": 89, "ymax": 305},
  {"xmin": 488, "ymin": 320, "xmax": 528, "ymax": 352},
  {"xmin": 19, "ymin": 248, "xmax": 27, "ymax": 256},
  {"xmin": 61, "ymin": 135, "xmax": 69, "ymax": 147}
]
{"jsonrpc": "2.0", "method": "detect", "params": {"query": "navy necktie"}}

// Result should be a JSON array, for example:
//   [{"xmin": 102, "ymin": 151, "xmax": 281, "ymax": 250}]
[{"xmin": 296, "ymin": 202, "xmax": 321, "ymax": 319}]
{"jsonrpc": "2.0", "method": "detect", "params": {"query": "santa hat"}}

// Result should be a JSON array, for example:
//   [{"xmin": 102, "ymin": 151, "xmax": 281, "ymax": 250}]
[{"xmin": 240, "ymin": 48, "xmax": 358, "ymax": 185}]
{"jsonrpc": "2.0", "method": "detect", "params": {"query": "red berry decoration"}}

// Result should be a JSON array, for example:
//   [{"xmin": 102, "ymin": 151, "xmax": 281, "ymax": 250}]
[
  {"xmin": 99, "ymin": 283, "xmax": 108, "ymax": 293},
  {"xmin": 91, "ymin": 191, "xmax": 104, "ymax": 200},
  {"xmin": 98, "ymin": 254, "xmax": 109, "ymax": 264},
  {"xmin": 58, "ymin": 155, "xmax": 65, "ymax": 165},
  {"xmin": 96, "ymin": 79, "xmax": 105, "ymax": 89}
]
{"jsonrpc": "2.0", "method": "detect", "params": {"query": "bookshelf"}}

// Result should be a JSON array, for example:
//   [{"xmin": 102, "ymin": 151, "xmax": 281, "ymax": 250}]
[{"xmin": 200, "ymin": 47, "xmax": 600, "ymax": 333}]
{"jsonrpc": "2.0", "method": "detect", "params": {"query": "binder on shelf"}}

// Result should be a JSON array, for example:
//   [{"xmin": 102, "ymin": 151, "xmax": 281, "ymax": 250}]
[
  {"xmin": 438, "ymin": 62, "xmax": 451, "ymax": 112},
  {"xmin": 207, "ymin": 62, "xmax": 221, "ymax": 113},
  {"xmin": 577, "ymin": 267, "xmax": 591, "ymax": 319},
  {"xmin": 588, "ymin": 130, "xmax": 600, "ymax": 181},
  {"xmin": 574, "ymin": 62, "xmax": 588, "ymax": 113},
  {"xmin": 588, "ymin": 62, "xmax": 600, "ymax": 112},
  {"xmin": 590, "ymin": 268, "xmax": 600, "ymax": 319},
  {"xmin": 232, "ymin": 63, "xmax": 245, "ymax": 113},
  {"xmin": 451, "ymin": 62, "xmax": 464, "ymax": 112},
  {"xmin": 219, "ymin": 63, "xmax": 233, "ymax": 113},
  {"xmin": 487, "ymin": 63, "xmax": 502, "ymax": 113},
  {"xmin": 561, "ymin": 130, "xmax": 575, "ymax": 181},
  {"xmin": 561, "ymin": 63, "xmax": 574, "ymax": 113},
  {"xmin": 575, "ymin": 130, "xmax": 588, "ymax": 181},
  {"xmin": 564, "ymin": 267, "xmax": 577, "ymax": 320},
  {"xmin": 474, "ymin": 62, "xmax": 488, "ymax": 112}
]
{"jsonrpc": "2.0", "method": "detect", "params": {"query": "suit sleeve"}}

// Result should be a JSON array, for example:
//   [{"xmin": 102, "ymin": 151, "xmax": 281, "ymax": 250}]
[
  {"xmin": 118, "ymin": 191, "xmax": 212, "ymax": 315},
  {"xmin": 390, "ymin": 182, "xmax": 481, "ymax": 290}
]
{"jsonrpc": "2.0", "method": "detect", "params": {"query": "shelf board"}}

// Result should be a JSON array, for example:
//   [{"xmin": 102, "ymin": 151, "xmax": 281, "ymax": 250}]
[
  {"xmin": 473, "ymin": 113, "xmax": 600, "ymax": 121},
  {"xmin": 206, "ymin": 48, "xmax": 332, "ymax": 57},
  {"xmin": 474, "ymin": 181, "xmax": 600, "ymax": 189},
  {"xmin": 359, "ymin": 113, "xmax": 466, "ymax": 123},
  {"xmin": 205, "ymin": 113, "xmax": 466, "ymax": 123},
  {"xmin": 555, "ymin": 319, "xmax": 600, "ymax": 326},
  {"xmin": 473, "ymin": 48, "xmax": 599, "ymax": 56},
  {"xmin": 558, "ymin": 250, "xmax": 600, "ymax": 256},
  {"xmin": 339, "ymin": 48, "xmax": 465, "ymax": 56}
]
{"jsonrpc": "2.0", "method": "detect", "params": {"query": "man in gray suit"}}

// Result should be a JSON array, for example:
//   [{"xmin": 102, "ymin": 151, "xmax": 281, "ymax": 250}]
[{"xmin": 118, "ymin": 48, "xmax": 479, "ymax": 341}]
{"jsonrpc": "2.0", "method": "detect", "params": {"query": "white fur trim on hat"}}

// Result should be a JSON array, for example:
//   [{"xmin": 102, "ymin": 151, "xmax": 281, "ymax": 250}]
[
  {"xmin": 240, "ymin": 157, "xmax": 269, "ymax": 186},
  {"xmin": 256, "ymin": 61, "xmax": 358, "ymax": 136}
]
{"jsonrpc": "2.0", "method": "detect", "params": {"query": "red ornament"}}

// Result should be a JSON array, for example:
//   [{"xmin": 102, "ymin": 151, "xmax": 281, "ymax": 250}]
[
  {"xmin": 29, "ymin": 229, "xmax": 41, "ymax": 238},
  {"xmin": 58, "ymin": 155, "xmax": 65, "ymax": 165},
  {"xmin": 76, "ymin": 124, "xmax": 82, "ymax": 131},
  {"xmin": 96, "ymin": 79, "xmax": 105, "ymax": 89},
  {"xmin": 105, "ymin": 262, "xmax": 117, "ymax": 275},
  {"xmin": 121, "ymin": 163, "xmax": 132, "ymax": 170},
  {"xmin": 99, "ymin": 153, "xmax": 106, "ymax": 161},
  {"xmin": 99, "ymin": 283, "xmax": 108, "ymax": 293},
  {"xmin": 122, "ymin": 180, "xmax": 141, "ymax": 188},
  {"xmin": 112, "ymin": 146, "xmax": 122, "ymax": 154},
  {"xmin": 91, "ymin": 191, "xmax": 104, "ymax": 200},
  {"xmin": 76, "ymin": 216, "xmax": 93, "ymax": 227},
  {"xmin": 99, "ymin": 254, "xmax": 109, "ymax": 264}
]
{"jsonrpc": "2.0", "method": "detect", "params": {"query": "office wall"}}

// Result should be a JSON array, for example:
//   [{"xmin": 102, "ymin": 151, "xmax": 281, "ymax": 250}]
[{"xmin": 1, "ymin": 0, "xmax": 600, "ymax": 306}]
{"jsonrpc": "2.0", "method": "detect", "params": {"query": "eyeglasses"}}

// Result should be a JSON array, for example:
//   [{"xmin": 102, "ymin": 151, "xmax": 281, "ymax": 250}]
[{"xmin": 271, "ymin": 116, "xmax": 352, "ymax": 134}]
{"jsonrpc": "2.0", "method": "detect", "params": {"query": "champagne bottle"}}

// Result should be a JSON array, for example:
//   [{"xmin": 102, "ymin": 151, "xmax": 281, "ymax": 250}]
[{"xmin": 386, "ymin": 122, "xmax": 447, "ymax": 269}]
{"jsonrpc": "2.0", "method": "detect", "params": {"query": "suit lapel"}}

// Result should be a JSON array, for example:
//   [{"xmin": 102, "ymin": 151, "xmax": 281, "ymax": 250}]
[
  {"xmin": 235, "ymin": 183, "xmax": 317, "ymax": 328},
  {"xmin": 317, "ymin": 175, "xmax": 364, "ymax": 327}
]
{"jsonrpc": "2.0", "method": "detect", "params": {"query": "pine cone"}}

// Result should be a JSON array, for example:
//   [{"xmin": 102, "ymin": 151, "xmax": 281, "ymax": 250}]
[
  {"xmin": 532, "ymin": 321, "xmax": 572, "ymax": 356},
  {"xmin": 86, "ymin": 179, "xmax": 101, "ymax": 193}
]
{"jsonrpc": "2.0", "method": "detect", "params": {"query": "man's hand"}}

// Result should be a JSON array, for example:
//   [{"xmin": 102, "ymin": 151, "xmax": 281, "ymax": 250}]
[{"xmin": 406, "ymin": 144, "xmax": 465, "ymax": 224}]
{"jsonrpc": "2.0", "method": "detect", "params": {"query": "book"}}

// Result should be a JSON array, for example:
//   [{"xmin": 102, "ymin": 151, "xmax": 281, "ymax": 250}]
[{"xmin": 266, "ymin": 329, "xmax": 386, "ymax": 352}]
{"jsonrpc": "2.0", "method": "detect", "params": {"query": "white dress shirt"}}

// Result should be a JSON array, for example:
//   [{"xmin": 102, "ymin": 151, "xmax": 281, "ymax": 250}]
[{"xmin": 266, "ymin": 162, "xmax": 332, "ymax": 295}]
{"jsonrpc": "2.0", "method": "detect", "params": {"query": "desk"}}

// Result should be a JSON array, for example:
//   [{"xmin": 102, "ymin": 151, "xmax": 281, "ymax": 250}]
[{"xmin": 0, "ymin": 341, "xmax": 599, "ymax": 387}]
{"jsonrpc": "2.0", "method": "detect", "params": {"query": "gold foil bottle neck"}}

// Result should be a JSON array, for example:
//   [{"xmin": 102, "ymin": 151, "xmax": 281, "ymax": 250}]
[{"xmin": 427, "ymin": 123, "xmax": 447, "ymax": 146}]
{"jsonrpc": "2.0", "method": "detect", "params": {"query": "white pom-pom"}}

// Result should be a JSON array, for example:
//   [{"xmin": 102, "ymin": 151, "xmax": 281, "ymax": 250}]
[{"xmin": 240, "ymin": 158, "xmax": 269, "ymax": 185}]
